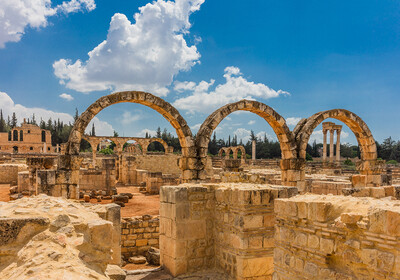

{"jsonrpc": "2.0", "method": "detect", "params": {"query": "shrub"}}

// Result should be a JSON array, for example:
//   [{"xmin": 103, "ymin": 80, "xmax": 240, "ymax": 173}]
[
  {"xmin": 306, "ymin": 153, "xmax": 313, "ymax": 161},
  {"xmin": 387, "ymin": 160, "xmax": 398, "ymax": 165},
  {"xmin": 98, "ymin": 147, "xmax": 114, "ymax": 155},
  {"xmin": 344, "ymin": 159, "xmax": 354, "ymax": 166}
]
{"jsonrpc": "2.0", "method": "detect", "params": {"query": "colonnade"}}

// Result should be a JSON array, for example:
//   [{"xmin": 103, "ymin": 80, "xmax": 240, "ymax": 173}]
[{"xmin": 322, "ymin": 122, "xmax": 342, "ymax": 164}]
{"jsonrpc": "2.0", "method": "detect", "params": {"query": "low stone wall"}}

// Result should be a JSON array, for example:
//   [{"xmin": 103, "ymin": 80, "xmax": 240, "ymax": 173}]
[
  {"xmin": 219, "ymin": 171, "xmax": 281, "ymax": 185},
  {"xmin": 17, "ymin": 171, "xmax": 29, "ymax": 193},
  {"xmin": 79, "ymin": 158, "xmax": 116, "ymax": 195},
  {"xmin": 0, "ymin": 163, "xmax": 27, "ymax": 184},
  {"xmin": 121, "ymin": 215, "xmax": 160, "ymax": 261},
  {"xmin": 159, "ymin": 183, "xmax": 298, "ymax": 278},
  {"xmin": 309, "ymin": 180, "xmax": 352, "ymax": 195},
  {"xmin": 274, "ymin": 194, "xmax": 400, "ymax": 280}
]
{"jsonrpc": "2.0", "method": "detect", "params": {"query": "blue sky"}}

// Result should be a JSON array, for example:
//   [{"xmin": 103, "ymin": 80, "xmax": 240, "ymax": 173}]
[{"xmin": 0, "ymin": 0, "xmax": 399, "ymax": 145}]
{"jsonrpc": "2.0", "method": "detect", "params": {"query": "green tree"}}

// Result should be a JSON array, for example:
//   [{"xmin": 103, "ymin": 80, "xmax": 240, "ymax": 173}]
[{"xmin": 11, "ymin": 112, "xmax": 17, "ymax": 127}]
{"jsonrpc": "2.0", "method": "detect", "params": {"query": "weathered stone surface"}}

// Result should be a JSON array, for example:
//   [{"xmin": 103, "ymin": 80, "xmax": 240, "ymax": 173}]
[
  {"xmin": 105, "ymin": 264, "xmax": 126, "ymax": 280},
  {"xmin": 0, "ymin": 194, "xmax": 120, "ymax": 280},
  {"xmin": 274, "ymin": 194, "xmax": 400, "ymax": 280},
  {"xmin": 146, "ymin": 247, "xmax": 160, "ymax": 265}
]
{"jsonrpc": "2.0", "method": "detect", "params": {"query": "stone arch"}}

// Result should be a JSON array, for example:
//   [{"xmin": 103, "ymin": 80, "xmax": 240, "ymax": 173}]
[
  {"xmin": 218, "ymin": 147, "xmax": 226, "ymax": 157},
  {"xmin": 196, "ymin": 100, "xmax": 297, "ymax": 183},
  {"xmin": 143, "ymin": 138, "xmax": 169, "ymax": 154},
  {"xmin": 66, "ymin": 91, "xmax": 196, "ymax": 181},
  {"xmin": 295, "ymin": 109, "xmax": 379, "ymax": 177}
]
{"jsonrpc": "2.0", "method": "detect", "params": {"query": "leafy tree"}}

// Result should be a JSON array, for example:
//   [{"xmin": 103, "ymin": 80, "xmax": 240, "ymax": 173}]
[
  {"xmin": 0, "ymin": 110, "xmax": 6, "ymax": 132},
  {"xmin": 11, "ymin": 112, "xmax": 17, "ymax": 127}
]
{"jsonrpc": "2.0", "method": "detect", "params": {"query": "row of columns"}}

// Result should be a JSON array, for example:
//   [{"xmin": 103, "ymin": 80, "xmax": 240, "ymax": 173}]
[{"xmin": 322, "ymin": 122, "xmax": 342, "ymax": 164}]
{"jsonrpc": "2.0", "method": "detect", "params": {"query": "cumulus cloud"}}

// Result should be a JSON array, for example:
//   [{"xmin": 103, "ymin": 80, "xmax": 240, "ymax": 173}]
[
  {"xmin": 0, "ymin": 0, "xmax": 95, "ymax": 48},
  {"xmin": 59, "ymin": 93, "xmax": 74, "ymax": 101},
  {"xmin": 248, "ymin": 120, "xmax": 255, "ymax": 125},
  {"xmin": 0, "ymin": 90, "xmax": 114, "ymax": 136},
  {"xmin": 120, "ymin": 111, "xmax": 141, "ymax": 126},
  {"xmin": 286, "ymin": 117, "xmax": 301, "ymax": 126},
  {"xmin": 190, "ymin": 123, "xmax": 201, "ymax": 132},
  {"xmin": 173, "ymin": 66, "xmax": 289, "ymax": 113},
  {"xmin": 53, "ymin": 0, "xmax": 203, "ymax": 94},
  {"xmin": 86, "ymin": 117, "xmax": 114, "ymax": 136}
]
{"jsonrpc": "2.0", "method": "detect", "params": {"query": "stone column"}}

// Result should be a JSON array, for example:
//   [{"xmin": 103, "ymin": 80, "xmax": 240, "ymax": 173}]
[
  {"xmin": 322, "ymin": 129, "xmax": 327, "ymax": 161},
  {"xmin": 43, "ymin": 143, "xmax": 47, "ymax": 154},
  {"xmin": 90, "ymin": 142, "xmax": 97, "ymax": 168},
  {"xmin": 252, "ymin": 140, "xmax": 256, "ymax": 161},
  {"xmin": 329, "ymin": 129, "xmax": 334, "ymax": 163},
  {"xmin": 336, "ymin": 129, "xmax": 341, "ymax": 163}
]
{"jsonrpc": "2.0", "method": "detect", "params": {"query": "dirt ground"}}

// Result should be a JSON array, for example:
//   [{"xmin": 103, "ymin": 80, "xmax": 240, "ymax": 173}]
[
  {"xmin": 0, "ymin": 184, "xmax": 10, "ymax": 202},
  {"xmin": 0, "ymin": 184, "xmax": 160, "ymax": 218}
]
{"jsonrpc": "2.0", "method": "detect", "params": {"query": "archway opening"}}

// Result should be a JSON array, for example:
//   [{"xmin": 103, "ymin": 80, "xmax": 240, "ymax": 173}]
[{"xmin": 123, "ymin": 140, "xmax": 142, "ymax": 154}]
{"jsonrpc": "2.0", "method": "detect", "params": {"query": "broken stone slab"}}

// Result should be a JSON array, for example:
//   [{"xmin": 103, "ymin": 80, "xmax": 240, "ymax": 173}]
[
  {"xmin": 114, "ymin": 201, "xmax": 125, "ymax": 207},
  {"xmin": 145, "ymin": 247, "xmax": 160, "ymax": 266},
  {"xmin": 119, "ymin": 193, "xmax": 133, "ymax": 199},
  {"xmin": 9, "ymin": 193, "xmax": 23, "ymax": 200},
  {"xmin": 112, "ymin": 195, "xmax": 129, "ymax": 203},
  {"xmin": 105, "ymin": 264, "xmax": 126, "ymax": 280},
  {"xmin": 129, "ymin": 256, "xmax": 147, "ymax": 264}
]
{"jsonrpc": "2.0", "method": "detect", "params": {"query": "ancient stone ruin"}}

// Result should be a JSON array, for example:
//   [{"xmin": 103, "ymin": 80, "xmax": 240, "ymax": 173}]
[{"xmin": 0, "ymin": 90, "xmax": 399, "ymax": 279}]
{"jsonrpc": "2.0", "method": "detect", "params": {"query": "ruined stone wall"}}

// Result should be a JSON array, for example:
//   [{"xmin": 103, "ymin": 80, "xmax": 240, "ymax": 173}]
[
  {"xmin": 79, "ymin": 158, "xmax": 116, "ymax": 195},
  {"xmin": 122, "ymin": 154, "xmax": 181, "ymax": 177},
  {"xmin": 219, "ymin": 171, "xmax": 281, "ymax": 185},
  {"xmin": 309, "ymin": 180, "xmax": 352, "ymax": 195},
  {"xmin": 213, "ymin": 184, "xmax": 297, "ymax": 280},
  {"xmin": 159, "ymin": 183, "xmax": 298, "ymax": 279},
  {"xmin": 274, "ymin": 194, "xmax": 400, "ymax": 280},
  {"xmin": 0, "ymin": 163, "xmax": 27, "ymax": 184},
  {"xmin": 121, "ymin": 215, "xmax": 159, "ymax": 261}
]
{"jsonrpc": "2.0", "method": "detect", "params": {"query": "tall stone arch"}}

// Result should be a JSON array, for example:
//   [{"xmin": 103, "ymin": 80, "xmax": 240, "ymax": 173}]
[
  {"xmin": 196, "ymin": 100, "xmax": 298, "ymax": 185},
  {"xmin": 64, "ymin": 91, "xmax": 196, "ymax": 181},
  {"xmin": 295, "ymin": 109, "xmax": 381, "ymax": 187}
]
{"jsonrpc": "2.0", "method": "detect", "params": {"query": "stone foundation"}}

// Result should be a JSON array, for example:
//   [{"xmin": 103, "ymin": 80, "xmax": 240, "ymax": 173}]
[
  {"xmin": 274, "ymin": 194, "xmax": 400, "ymax": 280},
  {"xmin": 121, "ymin": 215, "xmax": 159, "ymax": 261},
  {"xmin": 0, "ymin": 164, "xmax": 27, "ymax": 184},
  {"xmin": 159, "ymin": 183, "xmax": 298, "ymax": 279}
]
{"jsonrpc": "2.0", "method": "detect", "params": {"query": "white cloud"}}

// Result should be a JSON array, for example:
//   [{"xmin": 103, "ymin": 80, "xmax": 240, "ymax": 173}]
[
  {"xmin": 286, "ymin": 117, "xmax": 301, "ymax": 126},
  {"xmin": 137, "ymin": 128, "xmax": 157, "ymax": 137},
  {"xmin": 86, "ymin": 117, "xmax": 114, "ymax": 136},
  {"xmin": 248, "ymin": 120, "xmax": 255, "ymax": 125},
  {"xmin": 120, "ymin": 111, "xmax": 141, "ymax": 125},
  {"xmin": 233, "ymin": 128, "xmax": 251, "ymax": 142},
  {"xmin": 190, "ymin": 123, "xmax": 201, "ymax": 131},
  {"xmin": 173, "ymin": 66, "xmax": 289, "ymax": 113},
  {"xmin": 59, "ymin": 93, "xmax": 74, "ymax": 101},
  {"xmin": 0, "ymin": 0, "xmax": 95, "ymax": 48},
  {"xmin": 53, "ymin": 0, "xmax": 203, "ymax": 94},
  {"xmin": 0, "ymin": 90, "xmax": 114, "ymax": 137},
  {"xmin": 341, "ymin": 131, "xmax": 349, "ymax": 138}
]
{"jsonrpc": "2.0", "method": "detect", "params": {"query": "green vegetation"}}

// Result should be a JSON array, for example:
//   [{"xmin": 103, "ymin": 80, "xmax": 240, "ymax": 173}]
[
  {"xmin": 386, "ymin": 159, "xmax": 398, "ymax": 165},
  {"xmin": 306, "ymin": 153, "xmax": 313, "ymax": 161},
  {"xmin": 343, "ymin": 159, "xmax": 354, "ymax": 166},
  {"xmin": 98, "ymin": 147, "xmax": 114, "ymax": 155}
]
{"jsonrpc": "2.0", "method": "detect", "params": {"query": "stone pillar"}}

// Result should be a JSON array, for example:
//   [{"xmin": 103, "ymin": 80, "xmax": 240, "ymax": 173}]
[
  {"xmin": 329, "ymin": 129, "xmax": 334, "ymax": 163},
  {"xmin": 336, "ymin": 129, "xmax": 341, "ymax": 163},
  {"xmin": 252, "ymin": 140, "xmax": 256, "ymax": 161},
  {"xmin": 43, "ymin": 143, "xmax": 47, "ymax": 154},
  {"xmin": 55, "ymin": 155, "xmax": 83, "ymax": 199},
  {"xmin": 91, "ymin": 142, "xmax": 97, "ymax": 168},
  {"xmin": 56, "ymin": 144, "xmax": 60, "ymax": 153},
  {"xmin": 280, "ymin": 158, "xmax": 306, "ymax": 190},
  {"xmin": 322, "ymin": 130, "xmax": 327, "ymax": 161}
]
